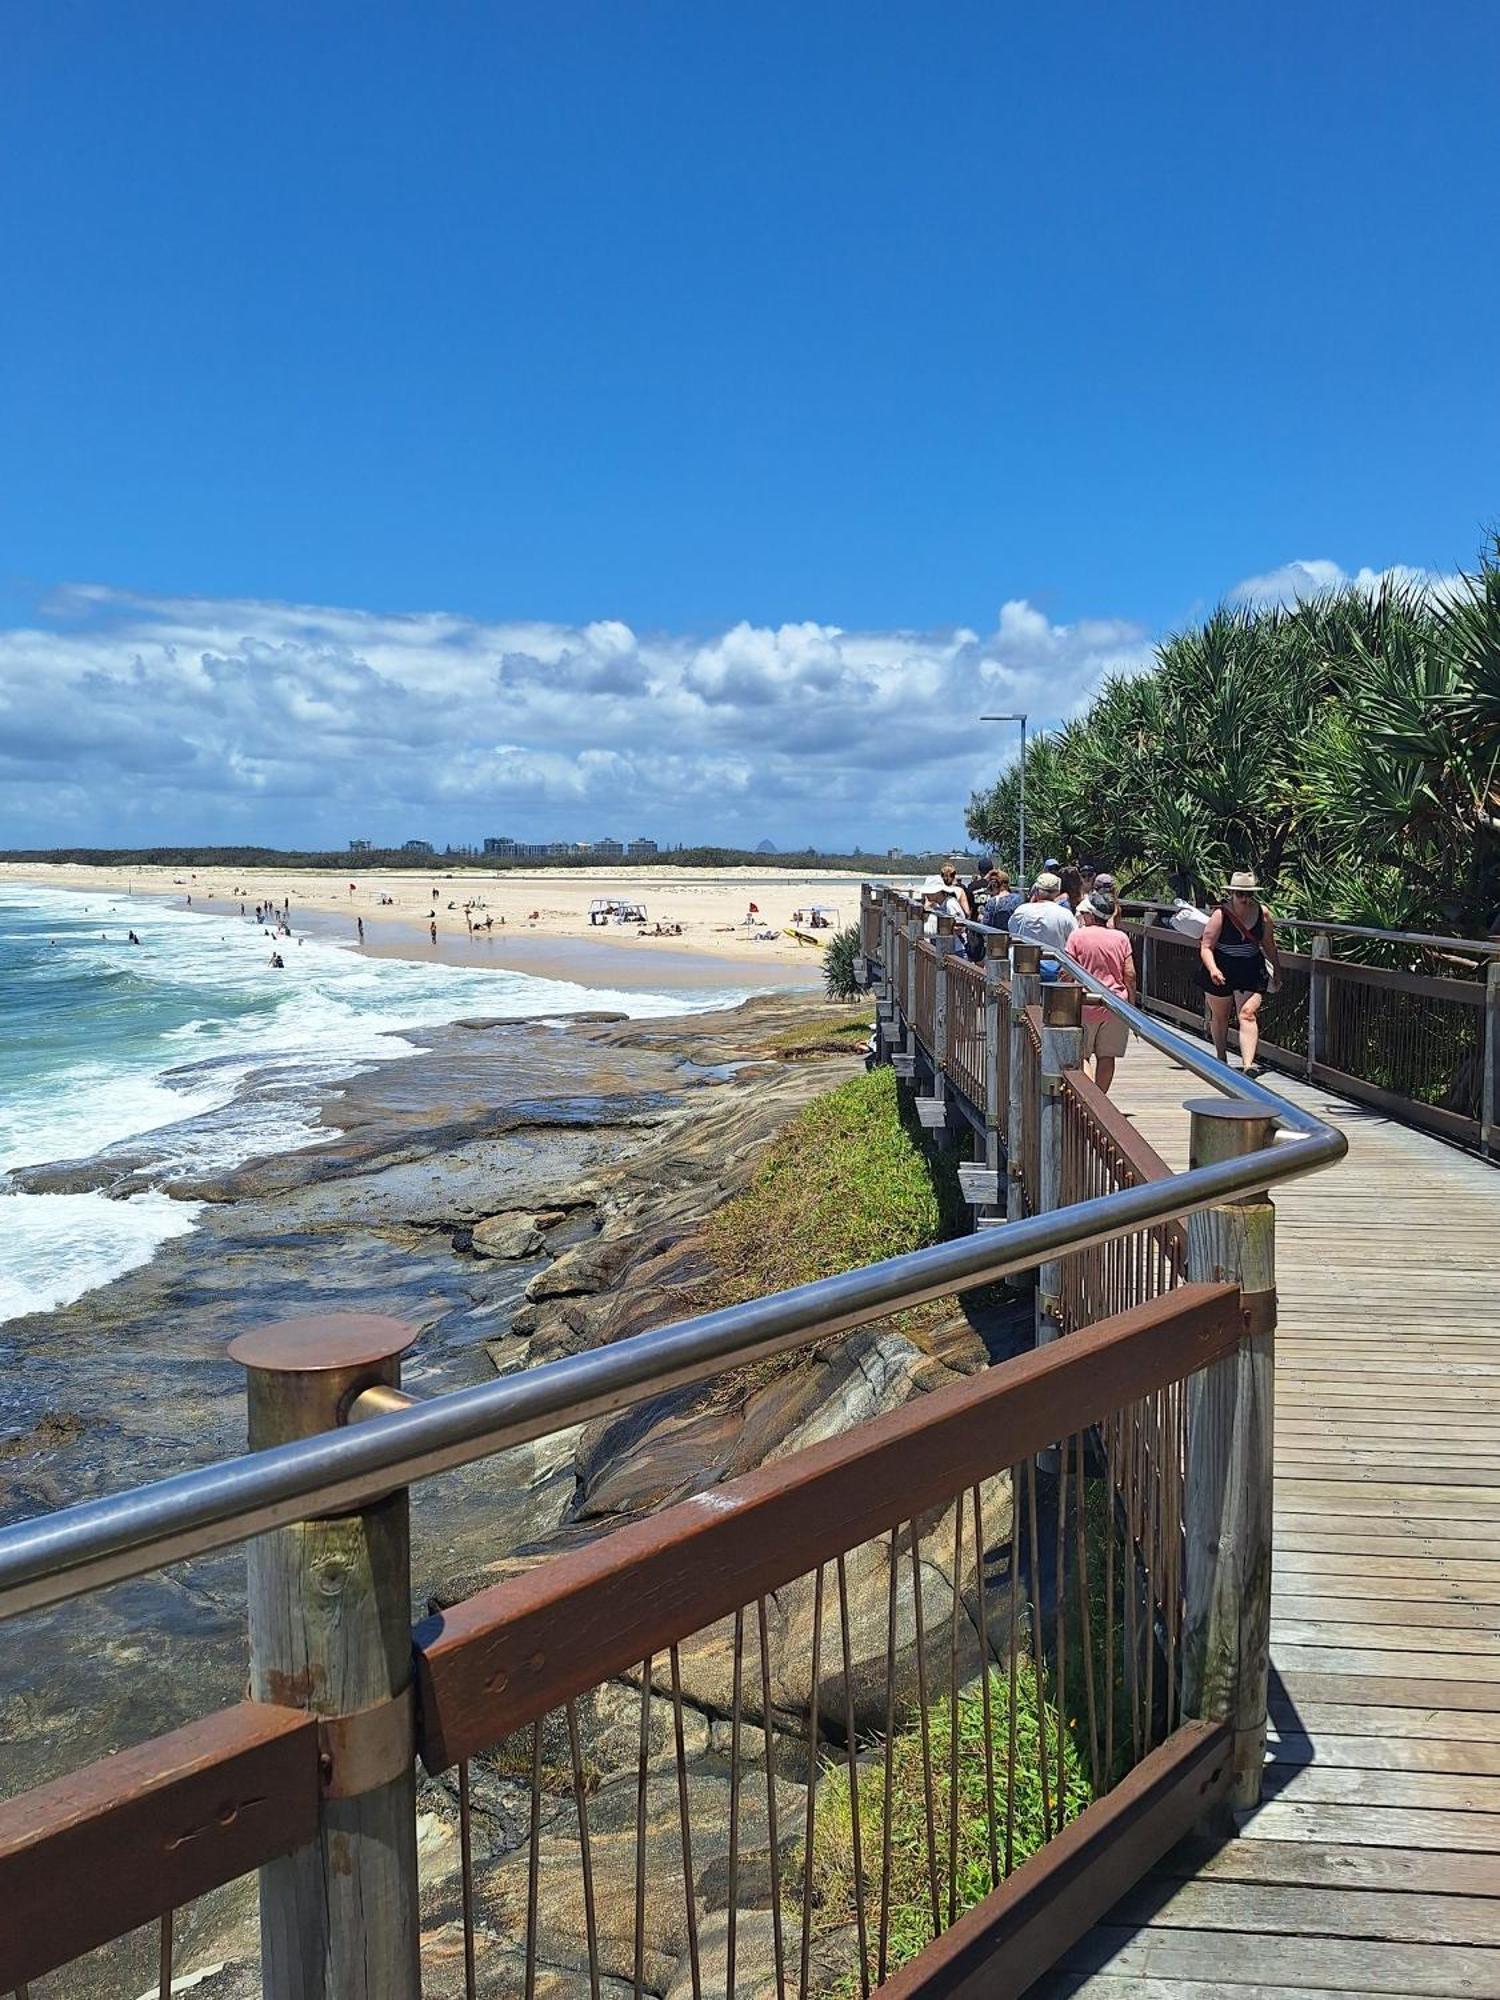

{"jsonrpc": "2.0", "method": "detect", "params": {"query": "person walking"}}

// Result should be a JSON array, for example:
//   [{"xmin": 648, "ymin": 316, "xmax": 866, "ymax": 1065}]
[
  {"xmin": 938, "ymin": 857, "xmax": 974, "ymax": 922},
  {"xmin": 1008, "ymin": 871, "xmax": 1077, "ymax": 978},
  {"xmin": 1065, "ymin": 892, "xmax": 1136, "ymax": 1092},
  {"xmin": 981, "ymin": 868, "xmax": 1024, "ymax": 930},
  {"xmin": 1196, "ymin": 870, "xmax": 1281, "ymax": 1076}
]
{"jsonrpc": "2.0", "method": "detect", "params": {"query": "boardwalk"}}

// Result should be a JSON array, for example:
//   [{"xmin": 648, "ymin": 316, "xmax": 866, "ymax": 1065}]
[{"xmin": 1035, "ymin": 1043, "xmax": 1500, "ymax": 2000}]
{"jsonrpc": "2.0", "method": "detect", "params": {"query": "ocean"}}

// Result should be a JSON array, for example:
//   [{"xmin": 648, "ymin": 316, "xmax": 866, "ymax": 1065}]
[{"xmin": 0, "ymin": 883, "xmax": 741, "ymax": 1325}]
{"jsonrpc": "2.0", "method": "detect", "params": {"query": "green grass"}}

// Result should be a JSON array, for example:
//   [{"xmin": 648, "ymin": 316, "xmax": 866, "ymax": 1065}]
[
  {"xmin": 704, "ymin": 1067, "xmax": 951, "ymax": 1310},
  {"xmin": 759, "ymin": 1012, "xmax": 874, "ymax": 1061},
  {"xmin": 806, "ymin": 1654, "xmax": 1092, "ymax": 1986}
]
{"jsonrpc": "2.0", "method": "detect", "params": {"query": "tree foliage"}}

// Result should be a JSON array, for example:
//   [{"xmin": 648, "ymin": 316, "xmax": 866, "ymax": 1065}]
[{"xmin": 965, "ymin": 541, "xmax": 1500, "ymax": 934}]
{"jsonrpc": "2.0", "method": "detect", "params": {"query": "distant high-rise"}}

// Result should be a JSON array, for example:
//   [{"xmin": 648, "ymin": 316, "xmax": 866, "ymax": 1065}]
[
  {"xmin": 627, "ymin": 837, "xmax": 658, "ymax": 859},
  {"xmin": 348, "ymin": 838, "xmax": 372, "ymax": 853},
  {"xmin": 401, "ymin": 838, "xmax": 435, "ymax": 855}
]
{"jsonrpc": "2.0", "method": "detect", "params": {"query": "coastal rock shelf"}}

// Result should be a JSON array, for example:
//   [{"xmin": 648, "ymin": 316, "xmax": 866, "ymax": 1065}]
[{"xmin": 3, "ymin": 990, "xmax": 1038, "ymax": 1999}]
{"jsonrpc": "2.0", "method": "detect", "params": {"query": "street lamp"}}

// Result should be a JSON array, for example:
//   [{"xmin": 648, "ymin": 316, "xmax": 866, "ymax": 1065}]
[{"xmin": 980, "ymin": 713, "xmax": 1028, "ymax": 888}]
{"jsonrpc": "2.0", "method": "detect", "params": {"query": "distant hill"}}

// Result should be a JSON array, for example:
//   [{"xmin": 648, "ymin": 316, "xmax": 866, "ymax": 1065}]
[{"xmin": 755, "ymin": 838, "xmax": 777, "ymax": 854}]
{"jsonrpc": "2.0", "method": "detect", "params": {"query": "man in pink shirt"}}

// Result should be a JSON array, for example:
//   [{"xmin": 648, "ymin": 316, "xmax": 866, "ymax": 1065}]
[{"xmin": 1065, "ymin": 892, "xmax": 1137, "ymax": 1092}]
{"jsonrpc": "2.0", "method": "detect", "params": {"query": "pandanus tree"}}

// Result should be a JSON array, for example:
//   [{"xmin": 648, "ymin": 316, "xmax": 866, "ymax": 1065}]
[{"xmin": 966, "ymin": 539, "xmax": 1500, "ymax": 937}]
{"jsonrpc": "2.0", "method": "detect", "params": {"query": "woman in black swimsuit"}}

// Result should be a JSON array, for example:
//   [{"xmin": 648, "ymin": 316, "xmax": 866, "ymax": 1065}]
[{"xmin": 1196, "ymin": 870, "xmax": 1281, "ymax": 1076}]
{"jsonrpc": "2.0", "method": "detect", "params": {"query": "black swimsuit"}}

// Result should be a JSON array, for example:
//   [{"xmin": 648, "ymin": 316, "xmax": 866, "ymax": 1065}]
[{"xmin": 1196, "ymin": 903, "xmax": 1268, "ymax": 995}]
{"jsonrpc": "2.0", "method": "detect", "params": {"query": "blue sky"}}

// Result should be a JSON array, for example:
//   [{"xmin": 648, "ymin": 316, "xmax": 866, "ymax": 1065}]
[{"xmin": 2, "ymin": 3, "xmax": 1495, "ymax": 851}]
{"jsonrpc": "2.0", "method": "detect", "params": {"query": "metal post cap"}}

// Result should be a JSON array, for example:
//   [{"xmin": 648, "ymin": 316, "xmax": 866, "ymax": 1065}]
[
  {"xmin": 1042, "ymin": 981, "xmax": 1083, "ymax": 1027},
  {"xmin": 1011, "ymin": 943, "xmax": 1042, "ymax": 974},
  {"xmin": 1185, "ymin": 1098, "xmax": 1280, "ymax": 1170},
  {"xmin": 230, "ymin": 1315, "xmax": 417, "ymax": 1449},
  {"xmin": 229, "ymin": 1314, "xmax": 416, "ymax": 1374}
]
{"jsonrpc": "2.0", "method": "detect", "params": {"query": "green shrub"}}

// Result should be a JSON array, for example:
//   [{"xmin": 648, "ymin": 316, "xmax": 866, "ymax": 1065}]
[
  {"xmin": 807, "ymin": 1653, "xmax": 1092, "ymax": 1984},
  {"xmin": 704, "ymin": 1067, "xmax": 946, "ymax": 1309},
  {"xmin": 823, "ymin": 924, "xmax": 865, "ymax": 1002}
]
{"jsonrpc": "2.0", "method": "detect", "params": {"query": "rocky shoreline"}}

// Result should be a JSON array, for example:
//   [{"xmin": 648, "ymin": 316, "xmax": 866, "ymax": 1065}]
[{"xmin": 3, "ymin": 990, "xmax": 1027, "ymax": 1998}]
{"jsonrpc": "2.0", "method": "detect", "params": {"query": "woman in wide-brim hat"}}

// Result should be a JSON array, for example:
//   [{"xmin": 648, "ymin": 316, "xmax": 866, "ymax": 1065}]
[{"xmin": 1194, "ymin": 870, "xmax": 1282, "ymax": 1076}]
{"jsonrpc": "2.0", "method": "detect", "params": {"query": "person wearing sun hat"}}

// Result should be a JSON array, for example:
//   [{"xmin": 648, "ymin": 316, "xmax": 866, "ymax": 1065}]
[{"xmin": 1194, "ymin": 870, "xmax": 1282, "ymax": 1076}]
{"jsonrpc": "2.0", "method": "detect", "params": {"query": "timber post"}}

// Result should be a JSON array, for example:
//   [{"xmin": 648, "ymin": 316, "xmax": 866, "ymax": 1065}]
[
  {"xmin": 1483, "ymin": 958, "xmax": 1499, "ymax": 1157},
  {"xmin": 876, "ymin": 892, "xmax": 900, "ymax": 1056},
  {"xmin": 230, "ymin": 1316, "xmax": 422, "ymax": 2000},
  {"xmin": 1308, "ymin": 932, "xmax": 1332, "ymax": 1079},
  {"xmin": 1007, "ymin": 943, "xmax": 1041, "ymax": 1222},
  {"xmin": 932, "ymin": 911, "xmax": 955, "ymax": 1107},
  {"xmin": 894, "ymin": 905, "xmax": 923, "ymax": 1080},
  {"xmin": 981, "ymin": 930, "xmax": 1008, "ymax": 1212},
  {"xmin": 1181, "ymin": 1102, "xmax": 1278, "ymax": 1817},
  {"xmin": 1140, "ymin": 922, "xmax": 1156, "ymax": 1009},
  {"xmin": 1035, "ymin": 979, "xmax": 1083, "ymax": 1345}
]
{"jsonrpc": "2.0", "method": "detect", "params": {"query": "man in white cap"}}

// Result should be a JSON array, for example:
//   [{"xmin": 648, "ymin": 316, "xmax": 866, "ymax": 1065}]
[{"xmin": 1008, "ymin": 870, "xmax": 1077, "ymax": 975}]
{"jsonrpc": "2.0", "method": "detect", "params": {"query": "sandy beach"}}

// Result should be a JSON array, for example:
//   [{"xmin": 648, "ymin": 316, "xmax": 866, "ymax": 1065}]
[{"xmin": 0, "ymin": 861, "xmax": 891, "ymax": 981}]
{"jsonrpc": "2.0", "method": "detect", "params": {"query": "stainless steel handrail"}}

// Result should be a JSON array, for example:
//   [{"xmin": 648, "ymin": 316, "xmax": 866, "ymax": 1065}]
[{"xmin": 0, "ymin": 898, "xmax": 1346, "ymax": 1624}]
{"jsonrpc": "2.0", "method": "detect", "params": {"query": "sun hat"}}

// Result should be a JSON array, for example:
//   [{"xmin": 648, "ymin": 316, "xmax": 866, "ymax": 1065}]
[
  {"xmin": 1042, "ymin": 856, "xmax": 1061, "ymax": 871},
  {"xmin": 1225, "ymin": 870, "xmax": 1262, "ymax": 894},
  {"xmin": 921, "ymin": 874, "xmax": 947, "ymax": 895},
  {"xmin": 1094, "ymin": 872, "xmax": 1116, "ymax": 890},
  {"xmin": 1034, "ymin": 871, "xmax": 1062, "ymax": 895},
  {"xmin": 1087, "ymin": 890, "xmax": 1115, "ymax": 919}
]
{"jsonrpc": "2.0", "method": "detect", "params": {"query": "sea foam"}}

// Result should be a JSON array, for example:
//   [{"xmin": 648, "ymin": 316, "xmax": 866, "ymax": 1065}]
[{"xmin": 0, "ymin": 883, "xmax": 745, "ymax": 1323}]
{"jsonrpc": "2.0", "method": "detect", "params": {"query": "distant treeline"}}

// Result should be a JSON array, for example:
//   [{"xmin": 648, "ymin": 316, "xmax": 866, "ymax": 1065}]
[{"xmin": 0, "ymin": 844, "xmax": 955, "ymax": 874}]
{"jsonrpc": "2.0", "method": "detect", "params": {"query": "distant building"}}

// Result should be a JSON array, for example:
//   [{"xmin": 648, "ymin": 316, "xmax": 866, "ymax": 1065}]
[
  {"xmin": 627, "ymin": 837, "xmax": 658, "ymax": 859},
  {"xmin": 594, "ymin": 836, "xmax": 624, "ymax": 858},
  {"xmin": 402, "ymin": 838, "xmax": 435, "ymax": 855},
  {"xmin": 755, "ymin": 838, "xmax": 777, "ymax": 854},
  {"xmin": 348, "ymin": 838, "xmax": 372, "ymax": 853},
  {"xmin": 483, "ymin": 837, "xmax": 515, "ymax": 856},
  {"xmin": 547, "ymin": 841, "xmax": 573, "ymax": 858}
]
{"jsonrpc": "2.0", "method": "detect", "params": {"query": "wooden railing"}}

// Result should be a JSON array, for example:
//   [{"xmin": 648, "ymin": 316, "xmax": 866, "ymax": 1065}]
[
  {"xmin": 1, "ymin": 1287, "xmax": 1254, "ymax": 2000},
  {"xmin": 0, "ymin": 883, "xmax": 1340, "ymax": 1999},
  {"xmin": 1057, "ymin": 1069, "xmax": 1186, "ymax": 1337},
  {"xmin": 944, "ymin": 955, "xmax": 988, "ymax": 1109},
  {"xmin": 1121, "ymin": 914, "xmax": 1500, "ymax": 1154}
]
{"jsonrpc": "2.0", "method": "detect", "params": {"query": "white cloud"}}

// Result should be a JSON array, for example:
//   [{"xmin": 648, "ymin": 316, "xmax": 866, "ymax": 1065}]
[
  {"xmin": 0, "ymin": 585, "xmax": 1153, "ymax": 850},
  {"xmin": 1226, "ymin": 558, "xmax": 1462, "ymax": 609},
  {"xmin": 0, "ymin": 553, "xmax": 1454, "ymax": 850}
]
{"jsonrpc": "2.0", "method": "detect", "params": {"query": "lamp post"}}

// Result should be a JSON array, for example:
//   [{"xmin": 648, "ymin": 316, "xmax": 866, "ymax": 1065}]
[{"xmin": 981, "ymin": 713, "xmax": 1028, "ymax": 888}]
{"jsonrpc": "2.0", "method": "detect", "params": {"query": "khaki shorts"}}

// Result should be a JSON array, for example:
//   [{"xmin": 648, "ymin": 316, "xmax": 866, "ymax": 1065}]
[{"xmin": 1082, "ymin": 1013, "xmax": 1129, "ymax": 1062}]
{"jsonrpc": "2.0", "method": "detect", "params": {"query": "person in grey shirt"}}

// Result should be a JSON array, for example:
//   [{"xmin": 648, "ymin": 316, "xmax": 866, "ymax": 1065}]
[{"xmin": 1008, "ymin": 871, "xmax": 1079, "ymax": 976}]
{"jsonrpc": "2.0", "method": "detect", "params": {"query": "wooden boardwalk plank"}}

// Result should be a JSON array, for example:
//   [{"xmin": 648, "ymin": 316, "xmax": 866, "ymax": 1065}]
[
  {"xmin": 1040, "ymin": 1043, "xmax": 1500, "ymax": 2000},
  {"xmin": 1051, "ymin": 1926, "xmax": 1500, "ymax": 1996}
]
